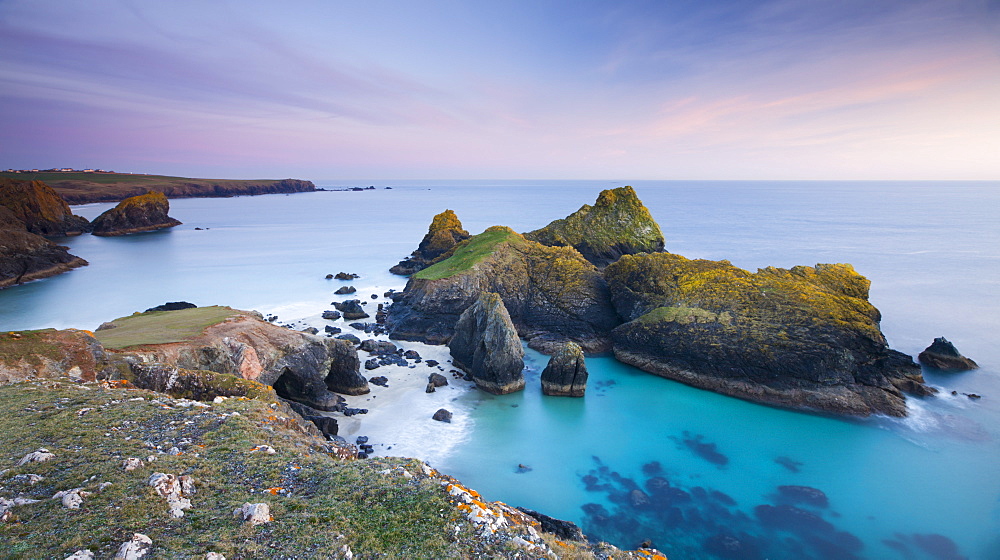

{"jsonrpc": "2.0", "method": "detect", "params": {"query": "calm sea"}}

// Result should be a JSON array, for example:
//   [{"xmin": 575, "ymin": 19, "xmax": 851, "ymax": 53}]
[{"xmin": 1, "ymin": 180, "xmax": 998, "ymax": 559}]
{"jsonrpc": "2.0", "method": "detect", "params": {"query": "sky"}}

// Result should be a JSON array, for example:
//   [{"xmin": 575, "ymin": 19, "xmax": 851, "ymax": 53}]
[{"xmin": 1, "ymin": 0, "xmax": 999, "ymax": 180}]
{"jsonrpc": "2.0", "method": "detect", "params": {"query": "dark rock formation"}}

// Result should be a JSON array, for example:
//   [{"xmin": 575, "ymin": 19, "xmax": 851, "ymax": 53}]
[
  {"xmin": 524, "ymin": 186, "xmax": 664, "ymax": 267},
  {"xmin": 90, "ymin": 191, "xmax": 182, "ymax": 236},
  {"xmin": 322, "ymin": 310, "xmax": 342, "ymax": 320},
  {"xmin": 334, "ymin": 272, "xmax": 359, "ymax": 280},
  {"xmin": 0, "ymin": 205, "xmax": 88, "ymax": 288},
  {"xmin": 145, "ymin": 302, "xmax": 197, "ymax": 312},
  {"xmin": 540, "ymin": 342, "xmax": 588, "ymax": 397},
  {"xmin": 333, "ymin": 300, "xmax": 370, "ymax": 320},
  {"xmin": 0, "ymin": 177, "xmax": 91, "ymax": 236},
  {"xmin": 918, "ymin": 337, "xmax": 979, "ymax": 371},
  {"xmin": 605, "ymin": 253, "xmax": 930, "ymax": 417},
  {"xmin": 516, "ymin": 507, "xmax": 586, "ymax": 542},
  {"xmin": 334, "ymin": 286, "xmax": 356, "ymax": 295},
  {"xmin": 387, "ymin": 226, "xmax": 619, "ymax": 351},
  {"xmin": 428, "ymin": 372, "xmax": 449, "ymax": 387},
  {"xmin": 448, "ymin": 292, "xmax": 525, "ymax": 394},
  {"xmin": 390, "ymin": 209, "xmax": 471, "ymax": 276},
  {"xmin": 432, "ymin": 408, "xmax": 453, "ymax": 422}
]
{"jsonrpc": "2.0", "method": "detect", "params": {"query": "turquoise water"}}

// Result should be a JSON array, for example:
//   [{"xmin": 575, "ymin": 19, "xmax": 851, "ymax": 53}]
[{"xmin": 1, "ymin": 181, "xmax": 998, "ymax": 558}]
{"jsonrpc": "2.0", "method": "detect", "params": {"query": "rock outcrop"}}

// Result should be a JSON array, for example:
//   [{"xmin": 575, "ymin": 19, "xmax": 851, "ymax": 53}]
[
  {"xmin": 390, "ymin": 209, "xmax": 471, "ymax": 275},
  {"xmin": 540, "ymin": 342, "xmax": 588, "ymax": 397},
  {"xmin": 90, "ymin": 191, "xmax": 182, "ymax": 236},
  {"xmin": 918, "ymin": 337, "xmax": 979, "ymax": 371},
  {"xmin": 0, "ymin": 328, "xmax": 116, "ymax": 384},
  {"xmin": 524, "ymin": 186, "xmax": 664, "ymax": 267},
  {"xmin": 97, "ymin": 307, "xmax": 369, "ymax": 410},
  {"xmin": 0, "ymin": 205, "xmax": 88, "ymax": 288},
  {"xmin": 605, "ymin": 253, "xmax": 930, "ymax": 417},
  {"xmin": 448, "ymin": 292, "xmax": 525, "ymax": 394},
  {"xmin": 0, "ymin": 177, "xmax": 91, "ymax": 236},
  {"xmin": 387, "ymin": 226, "xmax": 619, "ymax": 352}
]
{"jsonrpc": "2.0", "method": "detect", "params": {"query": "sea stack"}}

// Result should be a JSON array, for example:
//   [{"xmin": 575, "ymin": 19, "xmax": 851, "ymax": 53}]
[
  {"xmin": 390, "ymin": 209, "xmax": 471, "ymax": 275},
  {"xmin": 0, "ymin": 205, "xmax": 88, "ymax": 288},
  {"xmin": 524, "ymin": 185, "xmax": 664, "ymax": 267},
  {"xmin": 918, "ymin": 337, "xmax": 979, "ymax": 371},
  {"xmin": 0, "ymin": 177, "xmax": 91, "ymax": 236},
  {"xmin": 90, "ymin": 191, "xmax": 182, "ymax": 236},
  {"xmin": 448, "ymin": 292, "xmax": 525, "ymax": 394},
  {"xmin": 540, "ymin": 342, "xmax": 589, "ymax": 397}
]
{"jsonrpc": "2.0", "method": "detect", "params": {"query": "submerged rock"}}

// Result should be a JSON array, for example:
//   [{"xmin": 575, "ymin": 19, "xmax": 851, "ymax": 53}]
[
  {"xmin": 448, "ymin": 292, "xmax": 525, "ymax": 394},
  {"xmin": 91, "ymin": 191, "xmax": 182, "ymax": 236},
  {"xmin": 390, "ymin": 209, "xmax": 471, "ymax": 276},
  {"xmin": 918, "ymin": 337, "xmax": 979, "ymax": 371},
  {"xmin": 605, "ymin": 253, "xmax": 929, "ymax": 417},
  {"xmin": 540, "ymin": 342, "xmax": 589, "ymax": 397},
  {"xmin": 524, "ymin": 186, "xmax": 664, "ymax": 267},
  {"xmin": 387, "ymin": 226, "xmax": 618, "ymax": 351}
]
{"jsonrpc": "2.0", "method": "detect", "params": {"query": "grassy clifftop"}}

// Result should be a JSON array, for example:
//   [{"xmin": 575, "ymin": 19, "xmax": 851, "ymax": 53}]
[
  {"xmin": 0, "ymin": 172, "xmax": 315, "ymax": 204},
  {"xmin": 94, "ymin": 306, "xmax": 242, "ymax": 350}
]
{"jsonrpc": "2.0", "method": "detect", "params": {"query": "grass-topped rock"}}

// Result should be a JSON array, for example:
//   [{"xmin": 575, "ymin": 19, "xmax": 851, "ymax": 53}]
[
  {"xmin": 387, "ymin": 226, "xmax": 619, "ymax": 352},
  {"xmin": 390, "ymin": 209, "xmax": 471, "ymax": 276},
  {"xmin": 90, "ymin": 190, "xmax": 182, "ymax": 236},
  {"xmin": 605, "ymin": 253, "xmax": 930, "ymax": 416},
  {"xmin": 524, "ymin": 186, "xmax": 665, "ymax": 267}
]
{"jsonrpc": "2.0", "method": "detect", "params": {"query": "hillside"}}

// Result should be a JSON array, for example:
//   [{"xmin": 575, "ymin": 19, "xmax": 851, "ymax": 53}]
[{"xmin": 0, "ymin": 172, "xmax": 315, "ymax": 204}]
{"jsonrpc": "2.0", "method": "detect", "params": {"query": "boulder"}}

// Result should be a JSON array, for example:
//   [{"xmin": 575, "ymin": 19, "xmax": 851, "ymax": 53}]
[
  {"xmin": 0, "ymin": 177, "xmax": 91, "ymax": 236},
  {"xmin": 918, "ymin": 337, "xmax": 979, "ymax": 371},
  {"xmin": 91, "ymin": 191, "xmax": 182, "ymax": 236},
  {"xmin": 333, "ymin": 300, "xmax": 369, "ymax": 320},
  {"xmin": 390, "ymin": 209, "xmax": 471, "ymax": 275},
  {"xmin": 0, "ymin": 205, "xmax": 88, "ymax": 288},
  {"xmin": 540, "ymin": 342, "xmax": 588, "ymax": 397},
  {"xmin": 524, "ymin": 186, "xmax": 664, "ymax": 267},
  {"xmin": 605, "ymin": 254, "xmax": 930, "ymax": 417},
  {"xmin": 448, "ymin": 292, "xmax": 525, "ymax": 394},
  {"xmin": 432, "ymin": 408, "xmax": 453, "ymax": 422},
  {"xmin": 114, "ymin": 533, "xmax": 153, "ymax": 560},
  {"xmin": 334, "ymin": 286, "xmax": 356, "ymax": 295},
  {"xmin": 387, "ymin": 226, "xmax": 618, "ymax": 351},
  {"xmin": 334, "ymin": 272, "xmax": 359, "ymax": 280},
  {"xmin": 322, "ymin": 310, "xmax": 342, "ymax": 320},
  {"xmin": 234, "ymin": 502, "xmax": 271, "ymax": 525},
  {"xmin": 428, "ymin": 372, "xmax": 449, "ymax": 387}
]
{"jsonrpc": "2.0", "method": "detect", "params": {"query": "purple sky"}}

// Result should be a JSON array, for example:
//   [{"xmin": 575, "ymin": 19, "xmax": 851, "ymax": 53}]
[{"xmin": 1, "ymin": 0, "xmax": 998, "ymax": 180}]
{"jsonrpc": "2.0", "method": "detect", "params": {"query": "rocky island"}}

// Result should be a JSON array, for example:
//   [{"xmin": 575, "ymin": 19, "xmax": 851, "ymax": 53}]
[
  {"xmin": 387, "ymin": 186, "xmax": 933, "ymax": 416},
  {"xmin": 390, "ymin": 209, "xmax": 471, "ymax": 276},
  {"xmin": 90, "ymin": 191, "xmax": 182, "ymax": 236}
]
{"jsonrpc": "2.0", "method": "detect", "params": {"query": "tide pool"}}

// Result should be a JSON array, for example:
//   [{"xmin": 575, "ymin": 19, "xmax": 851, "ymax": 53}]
[{"xmin": 1, "ymin": 180, "xmax": 997, "ymax": 558}]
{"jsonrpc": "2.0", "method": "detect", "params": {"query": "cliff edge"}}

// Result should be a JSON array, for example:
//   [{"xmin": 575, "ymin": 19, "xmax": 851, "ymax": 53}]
[
  {"xmin": 0, "ymin": 205, "xmax": 88, "ymax": 289},
  {"xmin": 0, "ymin": 178, "xmax": 91, "ymax": 236}
]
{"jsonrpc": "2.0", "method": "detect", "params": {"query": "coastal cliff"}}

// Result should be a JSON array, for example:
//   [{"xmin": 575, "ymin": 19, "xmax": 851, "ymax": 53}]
[
  {"xmin": 0, "ymin": 178, "xmax": 91, "ymax": 236},
  {"xmin": 90, "ymin": 191, "xmax": 182, "ymax": 236},
  {"xmin": 0, "ymin": 205, "xmax": 88, "ymax": 289},
  {"xmin": 525, "ymin": 186, "xmax": 665, "ymax": 267},
  {"xmin": 605, "ymin": 253, "xmax": 930, "ymax": 416},
  {"xmin": 387, "ymin": 226, "xmax": 620, "ymax": 352},
  {"xmin": 390, "ymin": 209, "xmax": 471, "ymax": 276}
]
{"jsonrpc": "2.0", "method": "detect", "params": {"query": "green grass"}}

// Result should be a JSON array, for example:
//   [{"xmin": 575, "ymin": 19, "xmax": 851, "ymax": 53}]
[
  {"xmin": 414, "ymin": 226, "xmax": 521, "ymax": 280},
  {"xmin": 93, "ymin": 306, "xmax": 240, "ymax": 350}
]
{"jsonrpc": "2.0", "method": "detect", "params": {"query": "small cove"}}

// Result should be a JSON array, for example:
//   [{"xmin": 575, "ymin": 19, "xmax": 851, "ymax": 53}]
[{"xmin": 1, "ymin": 180, "xmax": 998, "ymax": 558}]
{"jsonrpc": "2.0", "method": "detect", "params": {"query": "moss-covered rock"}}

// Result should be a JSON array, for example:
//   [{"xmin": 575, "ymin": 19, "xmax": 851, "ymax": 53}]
[
  {"xmin": 605, "ymin": 253, "xmax": 929, "ymax": 417},
  {"xmin": 390, "ymin": 209, "xmax": 471, "ymax": 275},
  {"xmin": 524, "ymin": 186, "xmax": 664, "ymax": 267},
  {"xmin": 540, "ymin": 342, "xmax": 588, "ymax": 397},
  {"xmin": 90, "ymin": 190, "xmax": 182, "ymax": 236},
  {"xmin": 448, "ymin": 292, "xmax": 525, "ymax": 394},
  {"xmin": 0, "ymin": 178, "xmax": 91, "ymax": 236},
  {"xmin": 387, "ymin": 227, "xmax": 619, "ymax": 351}
]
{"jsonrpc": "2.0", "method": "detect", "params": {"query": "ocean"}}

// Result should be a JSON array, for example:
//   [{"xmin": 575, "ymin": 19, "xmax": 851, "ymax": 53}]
[{"xmin": 1, "ymin": 180, "xmax": 998, "ymax": 559}]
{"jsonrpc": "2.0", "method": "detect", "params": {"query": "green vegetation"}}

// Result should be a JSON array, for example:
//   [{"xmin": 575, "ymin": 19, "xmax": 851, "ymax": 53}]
[
  {"xmin": 415, "ymin": 226, "xmax": 523, "ymax": 280},
  {"xmin": 0, "ymin": 381, "xmax": 472, "ymax": 559},
  {"xmin": 94, "ymin": 306, "xmax": 240, "ymax": 350},
  {"xmin": 636, "ymin": 306, "xmax": 731, "ymax": 326},
  {"xmin": 0, "ymin": 172, "xmax": 279, "ymax": 185},
  {"xmin": 0, "ymin": 329, "xmax": 62, "ymax": 364}
]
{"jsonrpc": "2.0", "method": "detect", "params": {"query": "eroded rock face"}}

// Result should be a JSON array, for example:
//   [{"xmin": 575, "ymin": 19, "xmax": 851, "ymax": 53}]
[
  {"xmin": 918, "ymin": 337, "xmax": 979, "ymax": 371},
  {"xmin": 387, "ymin": 227, "xmax": 619, "ymax": 352},
  {"xmin": 390, "ymin": 209, "xmax": 471, "ymax": 276},
  {"xmin": 0, "ymin": 205, "xmax": 88, "ymax": 288},
  {"xmin": 448, "ymin": 292, "xmax": 525, "ymax": 394},
  {"xmin": 605, "ymin": 253, "xmax": 929, "ymax": 417},
  {"xmin": 90, "ymin": 191, "xmax": 182, "ymax": 236},
  {"xmin": 119, "ymin": 311, "xmax": 368, "ymax": 410},
  {"xmin": 0, "ymin": 328, "xmax": 114, "ymax": 384},
  {"xmin": 540, "ymin": 342, "xmax": 588, "ymax": 397},
  {"xmin": 524, "ymin": 186, "xmax": 664, "ymax": 268},
  {"xmin": 0, "ymin": 178, "xmax": 91, "ymax": 236}
]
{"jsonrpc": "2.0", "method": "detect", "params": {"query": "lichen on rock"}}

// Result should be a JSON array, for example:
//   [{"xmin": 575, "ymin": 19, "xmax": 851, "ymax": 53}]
[
  {"xmin": 605, "ymin": 252, "xmax": 929, "ymax": 416},
  {"xmin": 390, "ymin": 209, "xmax": 471, "ymax": 276},
  {"xmin": 0, "ymin": 177, "xmax": 91, "ymax": 236},
  {"xmin": 524, "ymin": 186, "xmax": 665, "ymax": 267},
  {"xmin": 90, "ymin": 191, "xmax": 182, "ymax": 236}
]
